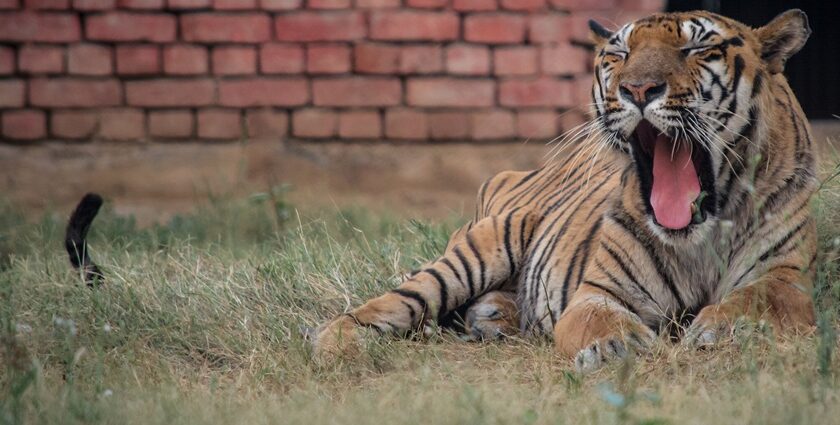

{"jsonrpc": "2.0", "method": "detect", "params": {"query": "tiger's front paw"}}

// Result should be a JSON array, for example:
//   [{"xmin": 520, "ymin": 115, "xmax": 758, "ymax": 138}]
[
  {"xmin": 573, "ymin": 333, "xmax": 652, "ymax": 374},
  {"xmin": 683, "ymin": 305, "xmax": 747, "ymax": 348},
  {"xmin": 309, "ymin": 314, "xmax": 363, "ymax": 362}
]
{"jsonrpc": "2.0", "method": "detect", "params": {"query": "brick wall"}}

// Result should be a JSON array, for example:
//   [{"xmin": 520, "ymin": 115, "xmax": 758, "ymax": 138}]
[{"xmin": 0, "ymin": 0, "xmax": 662, "ymax": 143}]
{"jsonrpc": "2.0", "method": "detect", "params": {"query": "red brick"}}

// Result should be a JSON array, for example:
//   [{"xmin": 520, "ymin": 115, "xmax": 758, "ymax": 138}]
[
  {"xmin": 452, "ymin": 0, "xmax": 495, "ymax": 11},
  {"xmin": 99, "ymin": 108, "xmax": 144, "ymax": 140},
  {"xmin": 292, "ymin": 108, "xmax": 336, "ymax": 138},
  {"xmin": 494, "ymin": 46, "xmax": 537, "ymax": 76},
  {"xmin": 307, "ymin": 44, "xmax": 350, "ymax": 74},
  {"xmin": 73, "ymin": 0, "xmax": 115, "ymax": 10},
  {"xmin": 370, "ymin": 11, "xmax": 458, "ymax": 41},
  {"xmin": 126, "ymin": 79, "xmax": 215, "ymax": 106},
  {"xmin": 338, "ymin": 110, "xmax": 380, "ymax": 138},
  {"xmin": 356, "ymin": 0, "xmax": 397, "ymax": 7},
  {"xmin": 400, "ymin": 45, "xmax": 442, "ymax": 74},
  {"xmin": 68, "ymin": 44, "xmax": 112, "ymax": 76},
  {"xmin": 464, "ymin": 14, "xmax": 525, "ymax": 44},
  {"xmin": 167, "ymin": 0, "xmax": 209, "ymax": 8},
  {"xmin": 550, "ymin": 0, "xmax": 616, "ymax": 10},
  {"xmin": 407, "ymin": 78, "xmax": 494, "ymax": 107},
  {"xmin": 500, "ymin": 0, "xmax": 543, "ymax": 10},
  {"xmin": 275, "ymin": 12, "xmax": 365, "ymax": 41},
  {"xmin": 354, "ymin": 43, "xmax": 399, "ymax": 74},
  {"xmin": 18, "ymin": 45, "xmax": 64, "ymax": 74},
  {"xmin": 541, "ymin": 45, "xmax": 588, "ymax": 75},
  {"xmin": 149, "ymin": 110, "xmax": 194, "ymax": 138},
  {"xmin": 212, "ymin": 46, "xmax": 257, "ymax": 75},
  {"xmin": 558, "ymin": 108, "xmax": 586, "ymax": 132},
  {"xmin": 197, "ymin": 109, "xmax": 241, "ymax": 139},
  {"xmin": 245, "ymin": 108, "xmax": 287, "ymax": 138},
  {"xmin": 51, "ymin": 110, "xmax": 98, "ymax": 139},
  {"xmin": 516, "ymin": 109, "xmax": 557, "ymax": 139},
  {"xmin": 445, "ymin": 44, "xmax": 489, "ymax": 75},
  {"xmin": 87, "ymin": 13, "xmax": 175, "ymax": 42},
  {"xmin": 213, "ymin": 0, "xmax": 255, "ymax": 9},
  {"xmin": 528, "ymin": 14, "xmax": 568, "ymax": 43},
  {"xmin": 385, "ymin": 108, "xmax": 427, "ymax": 140},
  {"xmin": 118, "ymin": 0, "xmax": 162, "ymax": 8},
  {"xmin": 428, "ymin": 111, "xmax": 468, "ymax": 140},
  {"xmin": 621, "ymin": 0, "xmax": 664, "ymax": 12},
  {"xmin": 182, "ymin": 13, "xmax": 270, "ymax": 42},
  {"xmin": 30, "ymin": 78, "xmax": 121, "ymax": 107},
  {"xmin": 0, "ymin": 80, "xmax": 25, "ymax": 107},
  {"xmin": 116, "ymin": 45, "xmax": 159, "ymax": 75},
  {"xmin": 0, "ymin": 47, "xmax": 14, "ymax": 74},
  {"xmin": 25, "ymin": 0, "xmax": 69, "ymax": 9},
  {"xmin": 313, "ymin": 77, "xmax": 400, "ymax": 107},
  {"xmin": 163, "ymin": 45, "xmax": 207, "ymax": 74},
  {"xmin": 0, "ymin": 13, "xmax": 80, "ymax": 42},
  {"xmin": 0, "ymin": 0, "xmax": 18, "ymax": 7},
  {"xmin": 471, "ymin": 109, "xmax": 514, "ymax": 139},
  {"xmin": 260, "ymin": 0, "xmax": 299, "ymax": 9},
  {"xmin": 308, "ymin": 0, "xmax": 348, "ymax": 9},
  {"xmin": 499, "ymin": 78, "xmax": 573, "ymax": 107},
  {"xmin": 219, "ymin": 78, "xmax": 309, "ymax": 107},
  {"xmin": 259, "ymin": 44, "xmax": 304, "ymax": 74},
  {"xmin": 573, "ymin": 74, "xmax": 594, "ymax": 105},
  {"xmin": 2, "ymin": 110, "xmax": 46, "ymax": 140},
  {"xmin": 407, "ymin": 0, "xmax": 447, "ymax": 8}
]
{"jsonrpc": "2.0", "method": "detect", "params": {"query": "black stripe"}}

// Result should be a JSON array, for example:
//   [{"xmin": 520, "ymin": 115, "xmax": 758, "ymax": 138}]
[
  {"xmin": 440, "ymin": 257, "xmax": 465, "ymax": 286},
  {"xmin": 400, "ymin": 300, "xmax": 417, "ymax": 323},
  {"xmin": 610, "ymin": 210, "xmax": 685, "ymax": 311},
  {"xmin": 600, "ymin": 242, "xmax": 659, "ymax": 307},
  {"xmin": 582, "ymin": 280, "xmax": 641, "ymax": 317},
  {"xmin": 391, "ymin": 288, "xmax": 428, "ymax": 316},
  {"xmin": 561, "ymin": 218, "xmax": 603, "ymax": 311},
  {"xmin": 422, "ymin": 268, "xmax": 449, "ymax": 319},
  {"xmin": 759, "ymin": 219, "xmax": 808, "ymax": 262},
  {"xmin": 502, "ymin": 210, "xmax": 518, "ymax": 278},
  {"xmin": 732, "ymin": 219, "xmax": 809, "ymax": 288},
  {"xmin": 466, "ymin": 233, "xmax": 486, "ymax": 292},
  {"xmin": 453, "ymin": 246, "xmax": 476, "ymax": 299}
]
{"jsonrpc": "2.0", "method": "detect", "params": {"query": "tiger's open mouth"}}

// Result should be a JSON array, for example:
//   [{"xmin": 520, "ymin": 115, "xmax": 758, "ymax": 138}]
[{"xmin": 628, "ymin": 119, "xmax": 716, "ymax": 232}]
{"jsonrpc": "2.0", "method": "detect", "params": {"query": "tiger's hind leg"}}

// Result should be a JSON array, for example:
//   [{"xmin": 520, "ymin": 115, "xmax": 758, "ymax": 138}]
[
  {"xmin": 312, "ymin": 209, "xmax": 538, "ymax": 361},
  {"xmin": 464, "ymin": 291, "xmax": 519, "ymax": 340}
]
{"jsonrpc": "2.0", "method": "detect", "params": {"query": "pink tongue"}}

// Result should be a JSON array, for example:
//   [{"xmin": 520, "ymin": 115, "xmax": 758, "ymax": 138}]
[{"xmin": 650, "ymin": 135, "xmax": 700, "ymax": 230}]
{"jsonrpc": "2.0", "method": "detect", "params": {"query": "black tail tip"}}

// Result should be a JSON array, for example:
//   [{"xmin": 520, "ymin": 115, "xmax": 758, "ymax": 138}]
[
  {"xmin": 79, "ymin": 193, "xmax": 104, "ymax": 211},
  {"xmin": 66, "ymin": 192, "xmax": 105, "ymax": 287}
]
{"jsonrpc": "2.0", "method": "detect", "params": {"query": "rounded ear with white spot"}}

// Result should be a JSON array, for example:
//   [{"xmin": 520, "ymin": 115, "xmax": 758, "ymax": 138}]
[
  {"xmin": 589, "ymin": 19, "xmax": 613, "ymax": 44},
  {"xmin": 755, "ymin": 9, "xmax": 811, "ymax": 74}
]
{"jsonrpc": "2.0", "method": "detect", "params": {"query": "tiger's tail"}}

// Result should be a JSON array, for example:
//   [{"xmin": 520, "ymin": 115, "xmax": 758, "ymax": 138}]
[{"xmin": 65, "ymin": 193, "xmax": 104, "ymax": 286}]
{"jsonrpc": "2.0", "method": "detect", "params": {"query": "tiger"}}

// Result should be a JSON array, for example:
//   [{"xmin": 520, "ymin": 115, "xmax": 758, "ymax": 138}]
[{"xmin": 305, "ymin": 9, "xmax": 818, "ymax": 371}]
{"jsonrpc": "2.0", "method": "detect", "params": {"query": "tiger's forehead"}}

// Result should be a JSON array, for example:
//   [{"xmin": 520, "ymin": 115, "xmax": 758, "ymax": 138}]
[{"xmin": 610, "ymin": 13, "xmax": 734, "ymax": 47}]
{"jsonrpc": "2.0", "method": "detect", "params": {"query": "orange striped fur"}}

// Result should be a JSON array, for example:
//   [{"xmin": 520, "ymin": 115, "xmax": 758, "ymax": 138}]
[{"xmin": 312, "ymin": 10, "xmax": 818, "ymax": 371}]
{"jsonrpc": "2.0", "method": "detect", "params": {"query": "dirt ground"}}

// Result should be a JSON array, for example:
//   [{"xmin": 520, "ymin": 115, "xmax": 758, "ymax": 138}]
[{"xmin": 2, "ymin": 120, "xmax": 838, "ymax": 223}]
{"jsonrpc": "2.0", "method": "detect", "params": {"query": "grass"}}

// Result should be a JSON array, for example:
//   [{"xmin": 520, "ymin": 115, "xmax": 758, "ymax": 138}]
[{"xmin": 2, "ymin": 158, "xmax": 840, "ymax": 425}]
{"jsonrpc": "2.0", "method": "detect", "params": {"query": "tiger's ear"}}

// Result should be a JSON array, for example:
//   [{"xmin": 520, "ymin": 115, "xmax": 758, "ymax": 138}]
[
  {"xmin": 589, "ymin": 19, "xmax": 612, "ymax": 44},
  {"xmin": 755, "ymin": 9, "xmax": 811, "ymax": 74}
]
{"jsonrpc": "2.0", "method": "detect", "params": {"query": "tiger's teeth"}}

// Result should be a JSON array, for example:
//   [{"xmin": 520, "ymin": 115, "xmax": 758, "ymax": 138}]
[{"xmin": 690, "ymin": 202, "xmax": 697, "ymax": 214}]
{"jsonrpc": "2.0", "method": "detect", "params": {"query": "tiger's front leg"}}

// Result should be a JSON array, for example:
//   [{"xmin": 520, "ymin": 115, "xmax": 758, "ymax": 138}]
[
  {"xmin": 552, "ymin": 229, "xmax": 659, "ymax": 373},
  {"xmin": 312, "ymin": 209, "xmax": 537, "ymax": 360},
  {"xmin": 684, "ymin": 262, "xmax": 815, "ymax": 347},
  {"xmin": 554, "ymin": 284, "xmax": 656, "ymax": 373}
]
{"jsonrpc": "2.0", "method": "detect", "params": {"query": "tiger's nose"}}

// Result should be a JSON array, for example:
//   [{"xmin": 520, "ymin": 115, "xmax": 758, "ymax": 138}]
[{"xmin": 619, "ymin": 80, "xmax": 666, "ymax": 109}]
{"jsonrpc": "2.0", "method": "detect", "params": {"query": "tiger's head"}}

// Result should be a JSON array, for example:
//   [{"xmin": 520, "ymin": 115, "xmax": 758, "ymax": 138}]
[{"xmin": 588, "ymin": 9, "xmax": 810, "ymax": 240}]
